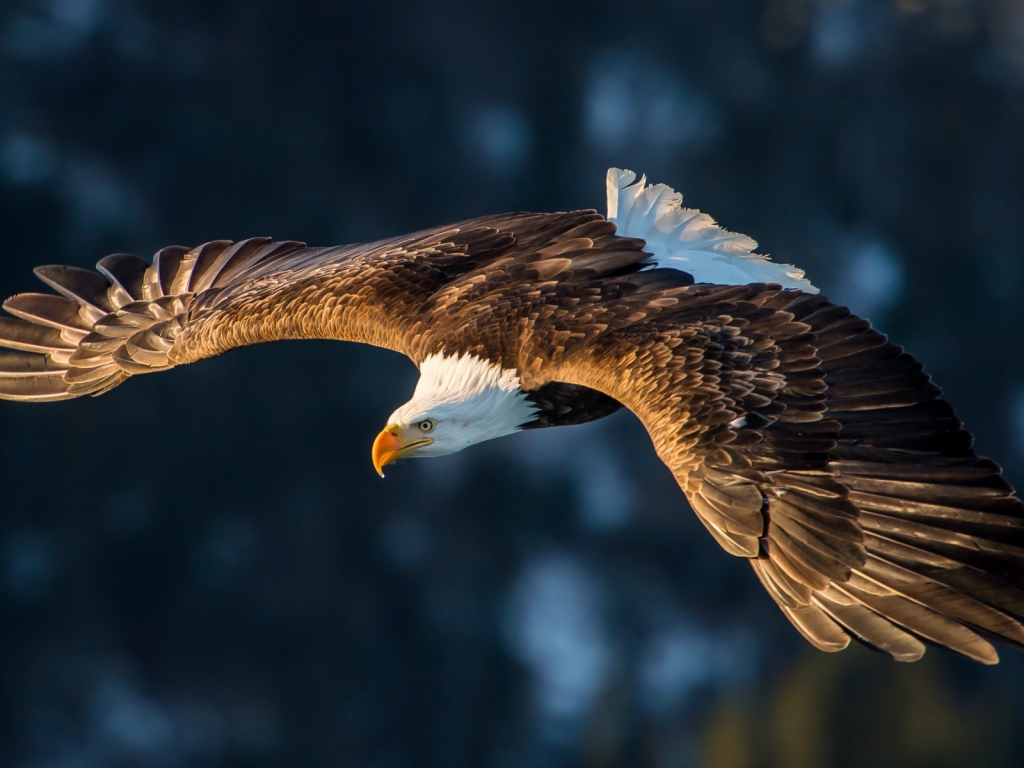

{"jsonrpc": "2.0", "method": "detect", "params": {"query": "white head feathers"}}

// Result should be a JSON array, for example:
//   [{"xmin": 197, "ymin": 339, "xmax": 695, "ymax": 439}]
[{"xmin": 388, "ymin": 352, "xmax": 537, "ymax": 456}]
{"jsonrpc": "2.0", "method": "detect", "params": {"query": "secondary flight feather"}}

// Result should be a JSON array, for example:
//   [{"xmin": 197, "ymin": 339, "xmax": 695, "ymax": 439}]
[{"xmin": 2, "ymin": 168, "xmax": 1022, "ymax": 666}]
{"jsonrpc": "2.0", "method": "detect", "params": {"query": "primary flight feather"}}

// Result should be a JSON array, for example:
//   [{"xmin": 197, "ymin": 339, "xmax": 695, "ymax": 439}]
[{"xmin": 3, "ymin": 168, "xmax": 1022, "ymax": 666}]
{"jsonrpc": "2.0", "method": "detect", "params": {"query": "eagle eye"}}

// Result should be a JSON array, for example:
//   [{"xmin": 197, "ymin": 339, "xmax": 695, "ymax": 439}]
[{"xmin": 417, "ymin": 419, "xmax": 435, "ymax": 433}]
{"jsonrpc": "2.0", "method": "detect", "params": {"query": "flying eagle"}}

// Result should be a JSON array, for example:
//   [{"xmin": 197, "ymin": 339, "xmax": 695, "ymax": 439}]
[{"xmin": 2, "ymin": 168, "xmax": 1022, "ymax": 665}]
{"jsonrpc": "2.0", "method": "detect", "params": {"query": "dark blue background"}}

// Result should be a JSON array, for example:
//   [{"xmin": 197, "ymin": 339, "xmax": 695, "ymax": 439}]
[{"xmin": 3, "ymin": 1, "xmax": 1024, "ymax": 766}]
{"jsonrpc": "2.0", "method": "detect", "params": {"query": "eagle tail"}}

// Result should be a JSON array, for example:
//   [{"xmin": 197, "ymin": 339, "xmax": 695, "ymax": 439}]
[
  {"xmin": 605, "ymin": 167, "xmax": 817, "ymax": 293},
  {"xmin": 0, "ymin": 238, "xmax": 306, "ymax": 401}
]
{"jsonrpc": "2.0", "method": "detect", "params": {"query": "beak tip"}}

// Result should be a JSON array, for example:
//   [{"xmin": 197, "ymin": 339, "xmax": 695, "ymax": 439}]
[
  {"xmin": 373, "ymin": 425, "xmax": 402, "ymax": 479},
  {"xmin": 373, "ymin": 424, "xmax": 431, "ymax": 478}
]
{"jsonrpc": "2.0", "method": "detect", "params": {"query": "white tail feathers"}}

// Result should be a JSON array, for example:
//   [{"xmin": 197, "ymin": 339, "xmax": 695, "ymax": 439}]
[{"xmin": 606, "ymin": 168, "xmax": 817, "ymax": 293}]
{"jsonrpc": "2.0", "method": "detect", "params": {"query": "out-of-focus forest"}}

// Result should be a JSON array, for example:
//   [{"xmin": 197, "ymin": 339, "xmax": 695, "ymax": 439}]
[{"xmin": 2, "ymin": 0, "xmax": 1024, "ymax": 766}]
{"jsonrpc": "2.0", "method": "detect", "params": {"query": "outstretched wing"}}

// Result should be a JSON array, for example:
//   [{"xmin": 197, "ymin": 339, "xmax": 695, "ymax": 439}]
[
  {"xmin": 0, "ymin": 211, "xmax": 628, "ymax": 402},
  {"xmin": 545, "ymin": 281, "xmax": 1024, "ymax": 664}
]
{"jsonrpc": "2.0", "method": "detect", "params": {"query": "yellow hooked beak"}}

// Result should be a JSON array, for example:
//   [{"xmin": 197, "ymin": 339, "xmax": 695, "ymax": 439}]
[{"xmin": 372, "ymin": 425, "xmax": 433, "ymax": 477}]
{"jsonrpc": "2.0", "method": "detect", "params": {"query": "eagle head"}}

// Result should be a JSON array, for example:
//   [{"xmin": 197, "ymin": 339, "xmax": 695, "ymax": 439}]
[{"xmin": 371, "ymin": 352, "xmax": 537, "ymax": 476}]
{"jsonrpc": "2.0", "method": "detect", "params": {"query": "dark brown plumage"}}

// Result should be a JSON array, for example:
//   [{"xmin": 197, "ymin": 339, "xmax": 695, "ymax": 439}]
[{"xmin": 2, "ymin": 204, "xmax": 1022, "ymax": 665}]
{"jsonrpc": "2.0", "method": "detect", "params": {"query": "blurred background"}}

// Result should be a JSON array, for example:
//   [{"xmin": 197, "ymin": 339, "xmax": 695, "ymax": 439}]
[{"xmin": 2, "ymin": 0, "xmax": 1024, "ymax": 766}]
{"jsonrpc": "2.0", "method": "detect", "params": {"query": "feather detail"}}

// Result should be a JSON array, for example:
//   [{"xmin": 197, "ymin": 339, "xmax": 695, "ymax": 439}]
[{"xmin": 606, "ymin": 168, "xmax": 818, "ymax": 292}]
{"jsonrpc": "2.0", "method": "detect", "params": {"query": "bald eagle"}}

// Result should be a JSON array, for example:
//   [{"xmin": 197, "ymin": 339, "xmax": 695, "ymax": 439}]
[{"xmin": 2, "ymin": 168, "xmax": 1022, "ymax": 665}]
